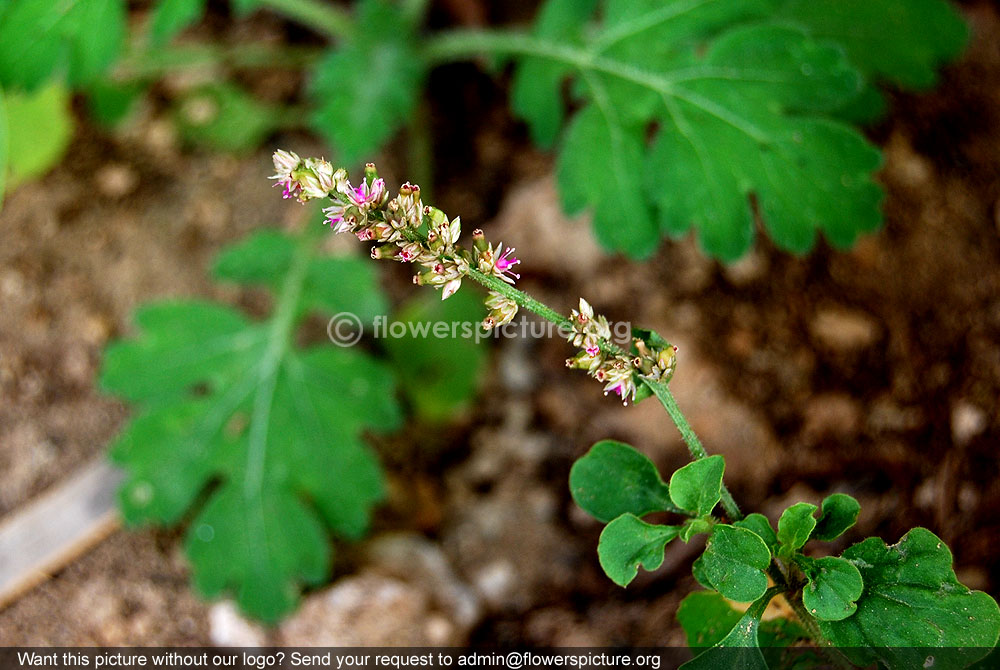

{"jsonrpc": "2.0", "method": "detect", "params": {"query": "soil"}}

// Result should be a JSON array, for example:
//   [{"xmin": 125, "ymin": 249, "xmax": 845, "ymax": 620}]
[{"xmin": 2, "ymin": 0, "xmax": 999, "ymax": 648}]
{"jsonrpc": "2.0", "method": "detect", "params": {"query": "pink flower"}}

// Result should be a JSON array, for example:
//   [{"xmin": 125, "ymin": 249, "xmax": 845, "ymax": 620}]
[
  {"xmin": 349, "ymin": 178, "xmax": 386, "ymax": 208},
  {"xmin": 495, "ymin": 245, "xmax": 520, "ymax": 281},
  {"xmin": 323, "ymin": 202, "xmax": 353, "ymax": 233}
]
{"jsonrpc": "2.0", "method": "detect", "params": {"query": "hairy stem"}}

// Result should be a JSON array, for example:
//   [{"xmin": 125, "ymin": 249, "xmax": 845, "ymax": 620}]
[
  {"xmin": 640, "ymin": 379, "xmax": 743, "ymax": 521},
  {"xmin": 463, "ymin": 265, "xmax": 744, "ymax": 522}
]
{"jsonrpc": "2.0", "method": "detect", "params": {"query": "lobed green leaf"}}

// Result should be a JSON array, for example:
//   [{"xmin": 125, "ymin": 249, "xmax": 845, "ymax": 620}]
[
  {"xmin": 517, "ymin": 0, "xmax": 889, "ymax": 261},
  {"xmin": 102, "ymin": 229, "xmax": 401, "ymax": 622},
  {"xmin": 818, "ymin": 528, "xmax": 1000, "ymax": 668},
  {"xmin": 597, "ymin": 514, "xmax": 680, "ymax": 587},
  {"xmin": 733, "ymin": 513, "xmax": 778, "ymax": 553},
  {"xmin": 309, "ymin": 0, "xmax": 421, "ymax": 164},
  {"xmin": 569, "ymin": 440, "xmax": 676, "ymax": 523},
  {"xmin": 811, "ymin": 492, "xmax": 860, "ymax": 542}
]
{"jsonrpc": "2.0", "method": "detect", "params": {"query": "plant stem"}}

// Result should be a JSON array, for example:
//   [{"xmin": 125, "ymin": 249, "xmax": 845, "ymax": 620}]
[
  {"xmin": 463, "ymin": 265, "xmax": 744, "ymax": 521},
  {"xmin": 256, "ymin": 0, "xmax": 353, "ymax": 40},
  {"xmin": 465, "ymin": 268, "xmax": 573, "ymax": 331},
  {"xmin": 640, "ymin": 379, "xmax": 743, "ymax": 521}
]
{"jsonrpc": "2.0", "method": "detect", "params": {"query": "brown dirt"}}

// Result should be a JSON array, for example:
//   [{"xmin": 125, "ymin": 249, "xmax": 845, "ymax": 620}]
[{"xmin": 2, "ymin": 0, "xmax": 1000, "ymax": 648}]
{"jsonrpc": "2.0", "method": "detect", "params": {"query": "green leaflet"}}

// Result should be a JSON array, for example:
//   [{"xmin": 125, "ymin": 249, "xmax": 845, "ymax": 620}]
[
  {"xmin": 309, "ymin": 0, "xmax": 421, "ymax": 164},
  {"xmin": 511, "ymin": 0, "xmax": 599, "ymax": 149},
  {"xmin": 0, "ymin": 0, "xmax": 126, "ymax": 91},
  {"xmin": 818, "ymin": 528, "xmax": 1000, "ymax": 668},
  {"xmin": 3, "ymin": 81, "xmax": 73, "ymax": 189},
  {"xmin": 776, "ymin": 0, "xmax": 968, "ymax": 89},
  {"xmin": 101, "ymin": 228, "xmax": 401, "ymax": 622},
  {"xmin": 811, "ymin": 492, "xmax": 860, "ymax": 542},
  {"xmin": 150, "ymin": 0, "xmax": 205, "ymax": 46},
  {"xmin": 512, "ymin": 0, "xmax": 968, "ymax": 261},
  {"xmin": 569, "ymin": 440, "xmax": 678, "ymax": 523},
  {"xmin": 776, "ymin": 501, "xmax": 817, "ymax": 556},
  {"xmin": 597, "ymin": 514, "xmax": 680, "ymax": 587},
  {"xmin": 668, "ymin": 455, "xmax": 724, "ymax": 517}
]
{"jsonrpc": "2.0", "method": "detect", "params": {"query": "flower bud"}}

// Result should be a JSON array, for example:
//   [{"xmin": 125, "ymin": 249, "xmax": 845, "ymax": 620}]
[
  {"xmin": 371, "ymin": 245, "xmax": 398, "ymax": 259},
  {"xmin": 472, "ymin": 229, "xmax": 487, "ymax": 252}
]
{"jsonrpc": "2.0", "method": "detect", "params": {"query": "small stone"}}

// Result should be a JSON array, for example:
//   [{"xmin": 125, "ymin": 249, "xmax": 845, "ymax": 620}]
[
  {"xmin": 723, "ymin": 250, "xmax": 767, "ymax": 286},
  {"xmin": 810, "ymin": 307, "xmax": 879, "ymax": 351},
  {"xmin": 95, "ymin": 164, "xmax": 138, "ymax": 199},
  {"xmin": 279, "ymin": 572, "xmax": 443, "ymax": 646},
  {"xmin": 208, "ymin": 601, "xmax": 268, "ymax": 647},
  {"xmin": 801, "ymin": 393, "xmax": 861, "ymax": 440},
  {"xmin": 951, "ymin": 401, "xmax": 987, "ymax": 446},
  {"xmin": 472, "ymin": 560, "xmax": 516, "ymax": 607}
]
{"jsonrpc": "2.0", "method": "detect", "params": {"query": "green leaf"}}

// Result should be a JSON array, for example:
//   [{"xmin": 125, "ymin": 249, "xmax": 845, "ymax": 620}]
[
  {"xmin": 733, "ymin": 513, "xmax": 778, "ymax": 553},
  {"xmin": 570, "ymin": 440, "xmax": 677, "ymax": 523},
  {"xmin": 818, "ymin": 528, "xmax": 1000, "ymax": 668},
  {"xmin": 691, "ymin": 554, "xmax": 712, "ymax": 590},
  {"xmin": 174, "ymin": 83, "xmax": 282, "ymax": 153},
  {"xmin": 776, "ymin": 502, "xmax": 817, "ymax": 556},
  {"xmin": 382, "ymin": 289, "xmax": 488, "ymax": 422},
  {"xmin": 777, "ymin": 0, "xmax": 968, "ymax": 90},
  {"xmin": 557, "ymin": 102, "xmax": 658, "ymax": 258},
  {"xmin": 150, "ymin": 0, "xmax": 206, "ymax": 46},
  {"xmin": 811, "ymin": 492, "xmax": 860, "ymax": 542},
  {"xmin": 0, "ymin": 87, "xmax": 7, "ymax": 208},
  {"xmin": 4, "ymin": 81, "xmax": 73, "ymax": 189},
  {"xmin": 212, "ymin": 229, "xmax": 387, "ymax": 321},
  {"xmin": 668, "ymin": 455, "xmax": 724, "ymax": 517},
  {"xmin": 0, "ymin": 0, "xmax": 126, "ymax": 91},
  {"xmin": 515, "ymin": 2, "xmax": 888, "ymax": 261},
  {"xmin": 798, "ymin": 555, "xmax": 863, "ymax": 622},
  {"xmin": 309, "ymin": 0, "xmax": 421, "ymax": 164},
  {"xmin": 679, "ymin": 588, "xmax": 778, "ymax": 670},
  {"xmin": 700, "ymin": 524, "xmax": 771, "ymax": 602},
  {"xmin": 511, "ymin": 0, "xmax": 598, "ymax": 148},
  {"xmin": 678, "ymin": 517, "xmax": 711, "ymax": 543},
  {"xmin": 597, "ymin": 514, "xmax": 680, "ymax": 587},
  {"xmin": 679, "ymin": 591, "xmax": 810, "ymax": 654},
  {"xmin": 86, "ymin": 79, "xmax": 144, "ymax": 127},
  {"xmin": 101, "ymin": 230, "xmax": 401, "ymax": 622}
]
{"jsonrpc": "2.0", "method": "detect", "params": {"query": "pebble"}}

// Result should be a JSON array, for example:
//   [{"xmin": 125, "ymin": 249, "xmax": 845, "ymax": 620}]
[
  {"xmin": 951, "ymin": 401, "xmax": 987, "ymax": 446},
  {"xmin": 810, "ymin": 307, "xmax": 879, "ymax": 351},
  {"xmin": 208, "ymin": 601, "xmax": 268, "ymax": 647}
]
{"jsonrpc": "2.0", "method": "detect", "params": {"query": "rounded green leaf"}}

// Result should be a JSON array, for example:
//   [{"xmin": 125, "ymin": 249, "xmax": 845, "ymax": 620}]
[
  {"xmin": 812, "ymin": 493, "xmax": 861, "ymax": 542},
  {"xmin": 700, "ymin": 524, "xmax": 771, "ymax": 602},
  {"xmin": 669, "ymin": 455, "xmax": 725, "ymax": 517},
  {"xmin": 777, "ymin": 502, "xmax": 818, "ymax": 555},
  {"xmin": 818, "ymin": 528, "xmax": 1000, "ymax": 668},
  {"xmin": 597, "ymin": 514, "xmax": 680, "ymax": 587},
  {"xmin": 570, "ymin": 440, "xmax": 676, "ymax": 523},
  {"xmin": 800, "ymin": 556, "xmax": 864, "ymax": 621},
  {"xmin": 734, "ymin": 513, "xmax": 778, "ymax": 552}
]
